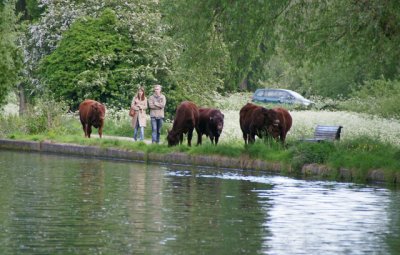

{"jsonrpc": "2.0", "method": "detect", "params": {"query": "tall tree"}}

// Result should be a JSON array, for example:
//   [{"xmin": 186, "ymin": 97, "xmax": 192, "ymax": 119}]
[
  {"xmin": 0, "ymin": 0, "xmax": 22, "ymax": 107},
  {"xmin": 15, "ymin": 0, "xmax": 44, "ymax": 114},
  {"xmin": 276, "ymin": 1, "xmax": 400, "ymax": 88},
  {"xmin": 16, "ymin": 0, "xmax": 43, "ymax": 21},
  {"xmin": 37, "ymin": 0, "xmax": 177, "ymax": 110},
  {"xmin": 161, "ymin": 0, "xmax": 290, "ymax": 91}
]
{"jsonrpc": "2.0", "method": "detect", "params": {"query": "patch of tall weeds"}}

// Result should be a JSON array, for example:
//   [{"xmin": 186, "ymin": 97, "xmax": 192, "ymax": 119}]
[
  {"xmin": 288, "ymin": 141, "xmax": 337, "ymax": 172},
  {"xmin": 0, "ymin": 99, "xmax": 79, "ymax": 137},
  {"xmin": 339, "ymin": 79, "xmax": 400, "ymax": 119},
  {"xmin": 331, "ymin": 136, "xmax": 400, "ymax": 170}
]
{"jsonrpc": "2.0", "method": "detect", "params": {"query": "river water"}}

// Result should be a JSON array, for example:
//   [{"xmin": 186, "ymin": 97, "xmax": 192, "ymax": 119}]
[{"xmin": 0, "ymin": 150, "xmax": 399, "ymax": 255}]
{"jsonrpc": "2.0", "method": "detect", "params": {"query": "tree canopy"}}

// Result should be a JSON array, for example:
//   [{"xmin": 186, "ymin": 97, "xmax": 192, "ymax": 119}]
[
  {"xmin": 35, "ymin": 0, "xmax": 177, "ymax": 111},
  {"xmin": 40, "ymin": 9, "xmax": 144, "ymax": 109},
  {"xmin": 0, "ymin": 0, "xmax": 22, "ymax": 106},
  {"xmin": 1, "ymin": 0, "xmax": 400, "ymax": 116}
]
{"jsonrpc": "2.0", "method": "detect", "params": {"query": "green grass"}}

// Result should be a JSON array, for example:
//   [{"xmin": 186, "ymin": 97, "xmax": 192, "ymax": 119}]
[
  {"xmin": 329, "ymin": 136, "xmax": 400, "ymax": 182},
  {"xmin": 5, "ymin": 132, "xmax": 291, "ymax": 162}
]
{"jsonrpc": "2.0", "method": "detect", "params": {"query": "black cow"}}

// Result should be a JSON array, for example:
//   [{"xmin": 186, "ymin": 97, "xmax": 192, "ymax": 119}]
[{"xmin": 198, "ymin": 108, "xmax": 224, "ymax": 145}]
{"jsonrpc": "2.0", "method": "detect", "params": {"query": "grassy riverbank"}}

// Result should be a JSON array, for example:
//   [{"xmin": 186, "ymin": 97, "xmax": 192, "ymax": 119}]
[
  {"xmin": 1, "ymin": 94, "xmax": 400, "ymax": 184},
  {"xmin": 5, "ymin": 132, "xmax": 400, "ymax": 184}
]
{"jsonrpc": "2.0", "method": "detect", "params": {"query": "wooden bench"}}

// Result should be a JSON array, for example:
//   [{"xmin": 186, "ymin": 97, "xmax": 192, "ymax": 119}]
[{"xmin": 303, "ymin": 125, "xmax": 343, "ymax": 142}]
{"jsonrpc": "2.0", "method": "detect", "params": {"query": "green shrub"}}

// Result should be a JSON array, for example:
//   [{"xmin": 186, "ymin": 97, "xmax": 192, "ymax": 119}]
[
  {"xmin": 331, "ymin": 136, "xmax": 400, "ymax": 169},
  {"xmin": 0, "ymin": 98, "xmax": 73, "ymax": 137},
  {"xmin": 288, "ymin": 141, "xmax": 336, "ymax": 171},
  {"xmin": 244, "ymin": 140, "xmax": 289, "ymax": 162},
  {"xmin": 339, "ymin": 79, "xmax": 400, "ymax": 119},
  {"xmin": 0, "ymin": 114, "xmax": 26, "ymax": 137}
]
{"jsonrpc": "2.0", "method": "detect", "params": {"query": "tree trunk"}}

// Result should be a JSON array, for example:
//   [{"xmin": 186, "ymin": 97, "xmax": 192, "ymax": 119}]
[
  {"xmin": 18, "ymin": 82, "xmax": 27, "ymax": 116},
  {"xmin": 239, "ymin": 77, "xmax": 248, "ymax": 90}
]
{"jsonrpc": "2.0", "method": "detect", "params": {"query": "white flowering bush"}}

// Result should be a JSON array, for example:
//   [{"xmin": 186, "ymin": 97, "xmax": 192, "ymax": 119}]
[
  {"xmin": 101, "ymin": 106, "xmax": 132, "ymax": 137},
  {"xmin": 213, "ymin": 92, "xmax": 252, "ymax": 111}
]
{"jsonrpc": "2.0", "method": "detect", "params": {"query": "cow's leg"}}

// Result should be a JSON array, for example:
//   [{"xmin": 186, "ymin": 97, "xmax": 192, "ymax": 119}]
[
  {"xmin": 242, "ymin": 132, "xmax": 248, "ymax": 145},
  {"xmin": 82, "ymin": 123, "xmax": 87, "ymax": 137},
  {"xmin": 280, "ymin": 128, "xmax": 286, "ymax": 143},
  {"xmin": 179, "ymin": 133, "xmax": 184, "ymax": 145},
  {"xmin": 98, "ymin": 126, "xmax": 103, "ymax": 139},
  {"xmin": 249, "ymin": 131, "xmax": 256, "ymax": 144},
  {"xmin": 87, "ymin": 125, "xmax": 92, "ymax": 138},
  {"xmin": 188, "ymin": 129, "xmax": 193, "ymax": 147},
  {"xmin": 214, "ymin": 135, "xmax": 219, "ymax": 145},
  {"xmin": 197, "ymin": 131, "xmax": 202, "ymax": 145},
  {"xmin": 209, "ymin": 134, "xmax": 214, "ymax": 144}
]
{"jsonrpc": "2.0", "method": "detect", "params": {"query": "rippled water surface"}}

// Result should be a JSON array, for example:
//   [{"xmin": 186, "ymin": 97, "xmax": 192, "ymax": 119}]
[{"xmin": 0, "ymin": 150, "xmax": 399, "ymax": 254}]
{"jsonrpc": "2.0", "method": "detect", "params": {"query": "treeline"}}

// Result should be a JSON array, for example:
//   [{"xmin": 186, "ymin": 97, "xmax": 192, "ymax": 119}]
[{"xmin": 1, "ymin": 0, "xmax": 400, "ymax": 118}]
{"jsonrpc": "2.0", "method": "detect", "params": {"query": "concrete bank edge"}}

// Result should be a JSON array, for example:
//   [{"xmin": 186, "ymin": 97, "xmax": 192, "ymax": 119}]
[
  {"xmin": 0, "ymin": 139, "xmax": 396, "ymax": 184},
  {"xmin": 0, "ymin": 139, "xmax": 281, "ymax": 172}
]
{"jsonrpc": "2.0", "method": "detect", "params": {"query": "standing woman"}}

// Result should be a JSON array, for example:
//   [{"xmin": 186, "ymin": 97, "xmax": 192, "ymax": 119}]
[{"xmin": 130, "ymin": 87, "xmax": 148, "ymax": 141}]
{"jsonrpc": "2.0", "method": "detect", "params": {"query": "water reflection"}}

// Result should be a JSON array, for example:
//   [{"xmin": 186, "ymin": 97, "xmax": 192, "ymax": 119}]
[
  {"xmin": 386, "ymin": 190, "xmax": 400, "ymax": 254},
  {"xmin": 0, "ymin": 150, "xmax": 400, "ymax": 255},
  {"xmin": 162, "ymin": 170, "xmax": 268, "ymax": 254},
  {"xmin": 126, "ymin": 163, "xmax": 165, "ymax": 254},
  {"xmin": 258, "ymin": 177, "xmax": 392, "ymax": 254}
]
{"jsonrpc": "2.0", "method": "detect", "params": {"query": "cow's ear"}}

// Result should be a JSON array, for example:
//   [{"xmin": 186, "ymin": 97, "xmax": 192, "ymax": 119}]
[{"xmin": 222, "ymin": 114, "xmax": 225, "ymax": 119}]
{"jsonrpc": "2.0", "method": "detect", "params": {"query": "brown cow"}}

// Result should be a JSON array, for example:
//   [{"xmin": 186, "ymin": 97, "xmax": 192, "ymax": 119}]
[
  {"xmin": 268, "ymin": 107, "xmax": 292, "ymax": 143},
  {"xmin": 79, "ymin": 99, "xmax": 106, "ymax": 138},
  {"xmin": 239, "ymin": 103, "xmax": 279, "ymax": 145},
  {"xmin": 167, "ymin": 101, "xmax": 200, "ymax": 146},
  {"xmin": 198, "ymin": 108, "xmax": 224, "ymax": 145}
]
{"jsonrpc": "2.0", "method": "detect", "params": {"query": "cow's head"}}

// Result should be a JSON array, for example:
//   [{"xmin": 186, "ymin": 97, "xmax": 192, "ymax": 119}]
[
  {"xmin": 210, "ymin": 112, "xmax": 224, "ymax": 135},
  {"xmin": 263, "ymin": 109, "xmax": 282, "ymax": 138},
  {"xmin": 260, "ymin": 108, "xmax": 279, "ymax": 137},
  {"xmin": 261, "ymin": 108, "xmax": 279, "ymax": 126},
  {"xmin": 167, "ymin": 129, "xmax": 180, "ymax": 146}
]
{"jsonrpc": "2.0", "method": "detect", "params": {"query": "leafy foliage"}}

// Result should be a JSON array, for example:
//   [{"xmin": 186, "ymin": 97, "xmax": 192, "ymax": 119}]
[
  {"xmin": 4, "ymin": 0, "xmax": 400, "ymax": 120},
  {"xmin": 339, "ymin": 78, "xmax": 400, "ymax": 118},
  {"xmin": 16, "ymin": 0, "xmax": 44, "ymax": 21},
  {"xmin": 39, "ymin": 9, "xmax": 134, "ymax": 109},
  {"xmin": 161, "ymin": 0, "xmax": 290, "ymax": 91},
  {"xmin": 0, "ymin": 0, "xmax": 22, "ymax": 106},
  {"xmin": 289, "ymin": 141, "xmax": 337, "ymax": 171},
  {"xmin": 0, "ymin": 97, "xmax": 71, "ymax": 136},
  {"xmin": 24, "ymin": 0, "xmax": 179, "ymax": 113},
  {"xmin": 275, "ymin": 1, "xmax": 400, "ymax": 96}
]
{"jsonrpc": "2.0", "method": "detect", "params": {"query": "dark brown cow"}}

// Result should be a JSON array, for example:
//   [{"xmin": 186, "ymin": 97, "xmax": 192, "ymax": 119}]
[
  {"xmin": 268, "ymin": 107, "xmax": 292, "ymax": 143},
  {"xmin": 167, "ymin": 101, "xmax": 200, "ymax": 146},
  {"xmin": 79, "ymin": 99, "xmax": 106, "ymax": 138},
  {"xmin": 198, "ymin": 108, "xmax": 224, "ymax": 145},
  {"xmin": 239, "ymin": 103, "xmax": 279, "ymax": 145}
]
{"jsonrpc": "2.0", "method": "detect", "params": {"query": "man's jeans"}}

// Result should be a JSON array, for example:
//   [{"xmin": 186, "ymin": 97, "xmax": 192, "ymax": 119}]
[{"xmin": 151, "ymin": 117, "xmax": 163, "ymax": 143}]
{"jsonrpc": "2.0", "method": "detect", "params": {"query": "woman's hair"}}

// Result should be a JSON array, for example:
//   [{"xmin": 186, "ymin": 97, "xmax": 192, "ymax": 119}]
[{"xmin": 136, "ymin": 87, "xmax": 145, "ymax": 101}]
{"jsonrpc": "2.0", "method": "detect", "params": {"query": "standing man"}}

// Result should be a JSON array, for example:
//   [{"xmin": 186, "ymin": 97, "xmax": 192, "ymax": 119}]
[{"xmin": 148, "ymin": 84, "xmax": 166, "ymax": 144}]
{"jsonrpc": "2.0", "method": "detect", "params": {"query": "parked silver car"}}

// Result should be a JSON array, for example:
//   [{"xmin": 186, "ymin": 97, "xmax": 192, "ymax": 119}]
[{"xmin": 252, "ymin": 88, "xmax": 314, "ymax": 106}]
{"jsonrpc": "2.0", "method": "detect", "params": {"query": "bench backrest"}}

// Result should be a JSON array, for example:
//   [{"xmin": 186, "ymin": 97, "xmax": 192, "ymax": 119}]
[{"xmin": 314, "ymin": 125, "xmax": 343, "ymax": 141}]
